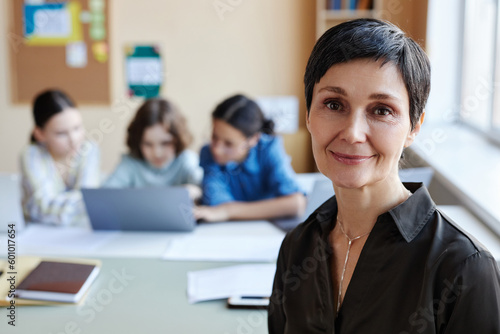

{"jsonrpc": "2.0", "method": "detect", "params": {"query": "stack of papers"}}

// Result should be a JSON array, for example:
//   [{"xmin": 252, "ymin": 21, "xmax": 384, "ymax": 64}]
[
  {"xmin": 162, "ymin": 235, "xmax": 284, "ymax": 262},
  {"xmin": 187, "ymin": 264, "xmax": 276, "ymax": 304}
]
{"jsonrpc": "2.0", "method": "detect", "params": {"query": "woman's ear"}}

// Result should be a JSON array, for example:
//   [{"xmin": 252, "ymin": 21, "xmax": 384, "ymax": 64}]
[
  {"xmin": 33, "ymin": 127, "xmax": 46, "ymax": 143},
  {"xmin": 404, "ymin": 111, "xmax": 425, "ymax": 148}
]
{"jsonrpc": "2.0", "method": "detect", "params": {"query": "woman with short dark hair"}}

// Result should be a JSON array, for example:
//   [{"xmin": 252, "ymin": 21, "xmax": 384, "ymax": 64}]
[{"xmin": 268, "ymin": 19, "xmax": 500, "ymax": 334}]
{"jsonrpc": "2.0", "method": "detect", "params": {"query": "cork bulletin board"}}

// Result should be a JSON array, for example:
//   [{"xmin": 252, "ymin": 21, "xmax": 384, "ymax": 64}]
[{"xmin": 8, "ymin": 0, "xmax": 110, "ymax": 104}]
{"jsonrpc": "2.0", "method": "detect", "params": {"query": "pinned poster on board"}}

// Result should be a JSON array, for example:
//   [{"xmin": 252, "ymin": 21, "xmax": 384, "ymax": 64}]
[
  {"xmin": 66, "ymin": 41, "xmax": 87, "ymax": 68},
  {"xmin": 89, "ymin": 0, "xmax": 106, "ymax": 41},
  {"xmin": 256, "ymin": 96, "xmax": 299, "ymax": 134},
  {"xmin": 23, "ymin": 1, "xmax": 83, "ymax": 46},
  {"xmin": 125, "ymin": 45, "xmax": 163, "ymax": 99}
]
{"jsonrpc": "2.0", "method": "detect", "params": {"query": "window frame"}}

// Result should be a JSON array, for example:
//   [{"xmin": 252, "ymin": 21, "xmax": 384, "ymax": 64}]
[{"xmin": 460, "ymin": 0, "xmax": 500, "ymax": 144}]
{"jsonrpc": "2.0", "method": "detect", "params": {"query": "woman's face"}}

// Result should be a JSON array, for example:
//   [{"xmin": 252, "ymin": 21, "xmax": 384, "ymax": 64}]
[
  {"xmin": 35, "ymin": 107, "xmax": 85, "ymax": 161},
  {"xmin": 140, "ymin": 123, "xmax": 176, "ymax": 168},
  {"xmin": 306, "ymin": 59, "xmax": 422, "ymax": 189},
  {"xmin": 210, "ymin": 119, "xmax": 257, "ymax": 165}
]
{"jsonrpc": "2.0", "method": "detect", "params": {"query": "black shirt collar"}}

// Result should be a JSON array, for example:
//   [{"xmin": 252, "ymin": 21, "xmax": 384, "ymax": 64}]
[{"xmin": 312, "ymin": 182, "xmax": 436, "ymax": 243}]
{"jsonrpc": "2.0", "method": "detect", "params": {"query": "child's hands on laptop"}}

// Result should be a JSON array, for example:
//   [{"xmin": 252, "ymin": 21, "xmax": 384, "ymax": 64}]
[{"xmin": 193, "ymin": 205, "xmax": 229, "ymax": 223}]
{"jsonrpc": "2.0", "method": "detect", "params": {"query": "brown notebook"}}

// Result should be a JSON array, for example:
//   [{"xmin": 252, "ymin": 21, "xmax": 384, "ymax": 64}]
[{"xmin": 16, "ymin": 261, "xmax": 100, "ymax": 303}]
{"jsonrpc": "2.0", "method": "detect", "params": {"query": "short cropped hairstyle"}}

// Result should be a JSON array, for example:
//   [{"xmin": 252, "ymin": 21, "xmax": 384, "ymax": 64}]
[
  {"xmin": 31, "ymin": 89, "xmax": 76, "ymax": 143},
  {"xmin": 127, "ymin": 98, "xmax": 192, "ymax": 159},
  {"xmin": 304, "ymin": 19, "xmax": 431, "ymax": 130},
  {"xmin": 212, "ymin": 94, "xmax": 275, "ymax": 137}
]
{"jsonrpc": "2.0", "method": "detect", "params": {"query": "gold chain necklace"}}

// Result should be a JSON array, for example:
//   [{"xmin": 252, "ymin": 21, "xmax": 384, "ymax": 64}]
[
  {"xmin": 335, "ymin": 189, "xmax": 411, "ymax": 313},
  {"xmin": 336, "ymin": 217, "xmax": 370, "ymax": 313}
]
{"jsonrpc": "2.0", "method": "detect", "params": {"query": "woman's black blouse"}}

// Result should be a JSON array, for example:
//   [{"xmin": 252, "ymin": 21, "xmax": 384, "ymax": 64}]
[{"xmin": 268, "ymin": 183, "xmax": 500, "ymax": 334}]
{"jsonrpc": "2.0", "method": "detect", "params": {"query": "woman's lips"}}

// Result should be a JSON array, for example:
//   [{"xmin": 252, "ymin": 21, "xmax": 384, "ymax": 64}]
[{"xmin": 331, "ymin": 152, "xmax": 374, "ymax": 165}]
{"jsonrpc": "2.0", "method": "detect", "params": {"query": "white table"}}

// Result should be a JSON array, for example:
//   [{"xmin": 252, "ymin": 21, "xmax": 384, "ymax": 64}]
[
  {"xmin": 1, "ymin": 257, "xmax": 271, "ymax": 334},
  {"xmin": 0, "ymin": 221, "xmax": 283, "ymax": 334},
  {"xmin": 3, "ymin": 206, "xmax": 498, "ymax": 261},
  {"xmin": 0, "ymin": 206, "xmax": 498, "ymax": 333},
  {"xmin": 0, "ymin": 220, "xmax": 285, "ymax": 259}
]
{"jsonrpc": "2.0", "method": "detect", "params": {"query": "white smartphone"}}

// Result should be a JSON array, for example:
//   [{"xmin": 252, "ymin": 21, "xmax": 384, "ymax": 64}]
[{"xmin": 227, "ymin": 296, "xmax": 269, "ymax": 309}]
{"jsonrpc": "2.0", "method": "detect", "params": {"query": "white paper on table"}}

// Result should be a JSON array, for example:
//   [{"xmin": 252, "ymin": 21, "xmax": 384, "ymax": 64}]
[
  {"xmin": 16, "ymin": 225, "xmax": 119, "ymax": 255},
  {"xmin": 187, "ymin": 263, "xmax": 276, "ymax": 304},
  {"xmin": 162, "ymin": 234, "xmax": 284, "ymax": 262}
]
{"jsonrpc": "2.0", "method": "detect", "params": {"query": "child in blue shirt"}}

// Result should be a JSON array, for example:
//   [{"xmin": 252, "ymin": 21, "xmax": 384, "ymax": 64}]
[
  {"xmin": 195, "ymin": 94, "xmax": 306, "ymax": 222},
  {"xmin": 103, "ymin": 98, "xmax": 202, "ymax": 200}
]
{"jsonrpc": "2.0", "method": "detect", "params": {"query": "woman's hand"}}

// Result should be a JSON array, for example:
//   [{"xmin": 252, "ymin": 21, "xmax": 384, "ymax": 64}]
[{"xmin": 193, "ymin": 205, "xmax": 230, "ymax": 222}]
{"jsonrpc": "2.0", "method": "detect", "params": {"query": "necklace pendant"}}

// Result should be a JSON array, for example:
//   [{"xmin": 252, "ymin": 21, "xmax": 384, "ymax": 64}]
[{"xmin": 335, "ymin": 217, "xmax": 371, "ymax": 313}]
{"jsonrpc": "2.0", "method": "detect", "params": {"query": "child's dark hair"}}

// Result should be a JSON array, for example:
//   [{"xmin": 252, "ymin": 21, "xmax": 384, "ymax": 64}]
[
  {"xmin": 212, "ymin": 94, "xmax": 275, "ymax": 137},
  {"xmin": 127, "ymin": 98, "xmax": 192, "ymax": 160},
  {"xmin": 31, "ymin": 89, "xmax": 76, "ymax": 143}
]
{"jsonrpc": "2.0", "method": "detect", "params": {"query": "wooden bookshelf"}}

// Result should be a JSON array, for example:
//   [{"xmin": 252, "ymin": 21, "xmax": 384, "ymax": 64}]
[
  {"xmin": 316, "ymin": 0, "xmax": 383, "ymax": 39},
  {"xmin": 315, "ymin": 0, "xmax": 428, "ymax": 49}
]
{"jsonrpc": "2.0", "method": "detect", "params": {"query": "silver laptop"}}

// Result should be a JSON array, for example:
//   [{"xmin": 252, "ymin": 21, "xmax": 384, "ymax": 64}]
[
  {"xmin": 271, "ymin": 167, "xmax": 434, "ymax": 232},
  {"xmin": 81, "ymin": 187, "xmax": 196, "ymax": 232},
  {"xmin": 271, "ymin": 178, "xmax": 334, "ymax": 232},
  {"xmin": 0, "ymin": 173, "xmax": 25, "ymax": 232}
]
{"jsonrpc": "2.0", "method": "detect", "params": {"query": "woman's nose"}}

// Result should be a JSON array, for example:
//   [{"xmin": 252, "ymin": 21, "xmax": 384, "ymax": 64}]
[
  {"xmin": 153, "ymin": 145, "xmax": 163, "ymax": 158},
  {"xmin": 340, "ymin": 111, "xmax": 368, "ymax": 144},
  {"xmin": 68, "ymin": 132, "xmax": 78, "ymax": 149}
]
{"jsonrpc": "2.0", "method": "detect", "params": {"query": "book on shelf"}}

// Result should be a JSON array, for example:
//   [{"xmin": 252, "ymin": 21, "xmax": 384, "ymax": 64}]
[
  {"xmin": 328, "ymin": 0, "xmax": 342, "ymax": 10},
  {"xmin": 327, "ymin": 0, "xmax": 373, "ymax": 11},
  {"xmin": 357, "ymin": 0, "xmax": 373, "ymax": 10},
  {"xmin": 15, "ymin": 261, "xmax": 100, "ymax": 303}
]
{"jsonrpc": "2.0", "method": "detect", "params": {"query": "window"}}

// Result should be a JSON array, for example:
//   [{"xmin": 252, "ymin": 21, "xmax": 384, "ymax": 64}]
[
  {"xmin": 421, "ymin": 0, "xmax": 500, "ymax": 235},
  {"xmin": 493, "ymin": 2, "xmax": 500, "ymax": 131},
  {"xmin": 460, "ymin": 0, "xmax": 499, "ymax": 138}
]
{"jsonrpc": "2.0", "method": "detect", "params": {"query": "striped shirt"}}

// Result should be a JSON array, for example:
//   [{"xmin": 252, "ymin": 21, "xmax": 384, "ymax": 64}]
[{"xmin": 19, "ymin": 141, "xmax": 100, "ymax": 226}]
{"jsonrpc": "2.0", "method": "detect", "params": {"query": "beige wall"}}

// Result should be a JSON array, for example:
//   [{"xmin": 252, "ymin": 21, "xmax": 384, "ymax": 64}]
[
  {"xmin": 381, "ymin": 0, "xmax": 428, "ymax": 48},
  {"xmin": 0, "ymin": 0, "xmax": 316, "ymax": 174}
]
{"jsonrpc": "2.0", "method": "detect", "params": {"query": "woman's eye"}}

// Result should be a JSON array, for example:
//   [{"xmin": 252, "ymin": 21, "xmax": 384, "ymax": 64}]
[
  {"xmin": 374, "ymin": 107, "xmax": 392, "ymax": 116},
  {"xmin": 325, "ymin": 100, "xmax": 343, "ymax": 111}
]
